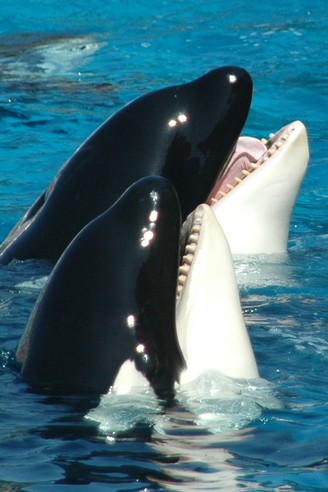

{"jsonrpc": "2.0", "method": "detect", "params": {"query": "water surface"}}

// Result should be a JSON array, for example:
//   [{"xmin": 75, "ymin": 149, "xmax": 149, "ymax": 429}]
[{"xmin": 0, "ymin": 1, "xmax": 327, "ymax": 490}]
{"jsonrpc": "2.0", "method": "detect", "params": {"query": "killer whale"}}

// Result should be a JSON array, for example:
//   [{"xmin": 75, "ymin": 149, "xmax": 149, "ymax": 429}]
[
  {"xmin": 16, "ymin": 176, "xmax": 185, "ymax": 397},
  {"xmin": 209, "ymin": 121, "xmax": 309, "ymax": 254},
  {"xmin": 16, "ymin": 177, "xmax": 259, "ymax": 396},
  {"xmin": 0, "ymin": 66, "xmax": 252, "ymax": 265}
]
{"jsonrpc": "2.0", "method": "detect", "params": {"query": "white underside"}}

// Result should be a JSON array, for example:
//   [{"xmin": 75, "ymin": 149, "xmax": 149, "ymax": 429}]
[
  {"xmin": 113, "ymin": 360, "xmax": 149, "ymax": 394},
  {"xmin": 212, "ymin": 121, "xmax": 309, "ymax": 254}
]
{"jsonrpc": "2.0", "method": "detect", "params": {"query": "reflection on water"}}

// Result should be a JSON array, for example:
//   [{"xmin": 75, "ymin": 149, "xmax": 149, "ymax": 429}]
[
  {"xmin": 0, "ymin": 33, "xmax": 104, "ymax": 79},
  {"xmin": 151, "ymin": 430, "xmax": 248, "ymax": 491},
  {"xmin": 0, "ymin": 32, "xmax": 119, "ymax": 127}
]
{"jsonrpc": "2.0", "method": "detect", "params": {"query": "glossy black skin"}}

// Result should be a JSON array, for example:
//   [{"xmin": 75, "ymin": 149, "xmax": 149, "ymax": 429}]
[
  {"xmin": 0, "ymin": 66, "xmax": 252, "ymax": 264},
  {"xmin": 17, "ymin": 177, "xmax": 185, "ymax": 396}
]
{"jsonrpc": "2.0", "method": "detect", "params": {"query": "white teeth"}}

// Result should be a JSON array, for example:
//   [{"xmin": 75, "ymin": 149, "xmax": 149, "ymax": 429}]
[
  {"xmin": 281, "ymin": 133, "xmax": 289, "ymax": 141},
  {"xmin": 276, "ymin": 141, "xmax": 283, "ymax": 148},
  {"xmin": 210, "ymin": 197, "xmax": 218, "ymax": 204},
  {"xmin": 182, "ymin": 253, "xmax": 193, "ymax": 265},
  {"xmin": 219, "ymin": 190, "xmax": 226, "ymax": 196},
  {"xmin": 269, "ymin": 132, "xmax": 275, "ymax": 138},
  {"xmin": 189, "ymin": 233, "xmax": 199, "ymax": 243},
  {"xmin": 177, "ymin": 284, "xmax": 183, "ymax": 294},
  {"xmin": 179, "ymin": 264, "xmax": 190, "ymax": 275},
  {"xmin": 268, "ymin": 147, "xmax": 276, "ymax": 156},
  {"xmin": 177, "ymin": 212, "xmax": 202, "ymax": 299},
  {"xmin": 186, "ymin": 243, "xmax": 197, "ymax": 254},
  {"xmin": 242, "ymin": 169, "xmax": 250, "ymax": 177},
  {"xmin": 226, "ymin": 184, "xmax": 234, "ymax": 190},
  {"xmin": 235, "ymin": 177, "xmax": 242, "ymax": 184},
  {"xmin": 191, "ymin": 224, "xmax": 201, "ymax": 234},
  {"xmin": 178, "ymin": 275, "xmax": 186, "ymax": 286},
  {"xmin": 261, "ymin": 138, "xmax": 268, "ymax": 144},
  {"xmin": 250, "ymin": 162, "xmax": 259, "ymax": 169}
]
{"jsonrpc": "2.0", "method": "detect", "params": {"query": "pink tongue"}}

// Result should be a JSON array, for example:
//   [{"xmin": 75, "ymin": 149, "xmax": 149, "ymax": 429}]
[
  {"xmin": 230, "ymin": 136, "xmax": 267, "ymax": 168},
  {"xmin": 208, "ymin": 136, "xmax": 267, "ymax": 201}
]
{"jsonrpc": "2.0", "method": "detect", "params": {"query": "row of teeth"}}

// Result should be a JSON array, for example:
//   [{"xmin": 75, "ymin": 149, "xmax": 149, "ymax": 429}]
[
  {"xmin": 176, "ymin": 213, "xmax": 202, "ymax": 298},
  {"xmin": 210, "ymin": 130, "xmax": 291, "ymax": 204}
]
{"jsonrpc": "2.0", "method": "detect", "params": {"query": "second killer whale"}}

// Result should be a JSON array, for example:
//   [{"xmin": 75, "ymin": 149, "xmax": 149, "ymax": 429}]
[
  {"xmin": 16, "ymin": 176, "xmax": 186, "ymax": 397},
  {"xmin": 0, "ymin": 66, "xmax": 252, "ymax": 264},
  {"xmin": 16, "ymin": 176, "xmax": 259, "ymax": 397}
]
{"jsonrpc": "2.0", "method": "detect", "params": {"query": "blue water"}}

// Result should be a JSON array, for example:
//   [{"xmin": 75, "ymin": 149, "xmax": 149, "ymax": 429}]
[{"xmin": 1, "ymin": 0, "xmax": 327, "ymax": 490}]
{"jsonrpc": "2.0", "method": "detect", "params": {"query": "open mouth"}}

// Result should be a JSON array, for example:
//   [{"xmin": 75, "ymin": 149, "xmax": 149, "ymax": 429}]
[{"xmin": 207, "ymin": 122, "xmax": 297, "ymax": 204}]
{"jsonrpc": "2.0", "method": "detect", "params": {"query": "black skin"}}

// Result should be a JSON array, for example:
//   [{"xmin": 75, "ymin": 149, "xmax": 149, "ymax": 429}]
[
  {"xmin": 17, "ymin": 177, "xmax": 186, "ymax": 397},
  {"xmin": 0, "ymin": 66, "xmax": 253, "ymax": 264}
]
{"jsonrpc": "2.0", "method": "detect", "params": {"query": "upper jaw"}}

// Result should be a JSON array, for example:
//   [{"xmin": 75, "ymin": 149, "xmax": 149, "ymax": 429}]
[
  {"xmin": 208, "ymin": 121, "xmax": 309, "ymax": 255},
  {"xmin": 208, "ymin": 120, "xmax": 309, "ymax": 205}
]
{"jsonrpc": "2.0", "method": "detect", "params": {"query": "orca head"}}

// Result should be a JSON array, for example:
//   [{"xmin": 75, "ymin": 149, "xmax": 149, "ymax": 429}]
[
  {"xmin": 159, "ymin": 65, "xmax": 253, "ymax": 219},
  {"xmin": 0, "ymin": 66, "xmax": 252, "ymax": 264},
  {"xmin": 209, "ymin": 121, "xmax": 309, "ymax": 254},
  {"xmin": 176, "ymin": 203, "xmax": 259, "ymax": 383},
  {"xmin": 17, "ymin": 176, "xmax": 185, "ymax": 398}
]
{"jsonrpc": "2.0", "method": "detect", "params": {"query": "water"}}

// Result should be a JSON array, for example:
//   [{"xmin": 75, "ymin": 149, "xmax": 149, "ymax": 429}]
[{"xmin": 0, "ymin": 0, "xmax": 327, "ymax": 489}]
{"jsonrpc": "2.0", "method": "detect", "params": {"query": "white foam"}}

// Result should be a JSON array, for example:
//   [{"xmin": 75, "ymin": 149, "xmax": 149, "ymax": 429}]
[
  {"xmin": 16, "ymin": 276, "xmax": 48, "ymax": 291},
  {"xmin": 86, "ymin": 371, "xmax": 282, "ymax": 437}
]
